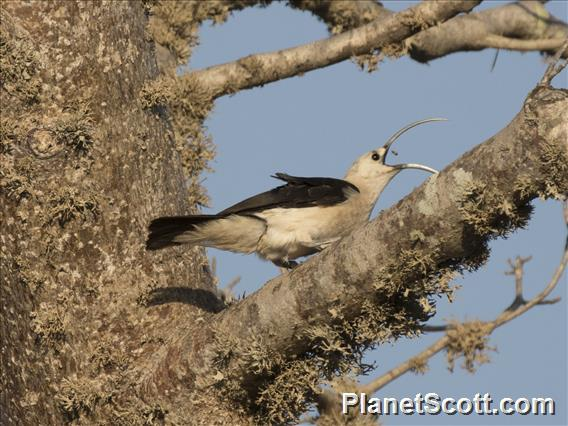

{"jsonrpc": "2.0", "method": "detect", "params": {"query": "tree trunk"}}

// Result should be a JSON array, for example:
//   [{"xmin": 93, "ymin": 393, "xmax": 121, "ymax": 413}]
[
  {"xmin": 1, "ymin": 2, "xmax": 566, "ymax": 425},
  {"xmin": 1, "ymin": 2, "xmax": 222, "ymax": 424}
]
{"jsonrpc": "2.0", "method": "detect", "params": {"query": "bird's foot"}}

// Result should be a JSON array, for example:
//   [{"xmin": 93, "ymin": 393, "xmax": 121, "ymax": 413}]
[
  {"xmin": 273, "ymin": 259, "xmax": 299, "ymax": 272},
  {"xmin": 287, "ymin": 260, "xmax": 299, "ymax": 269}
]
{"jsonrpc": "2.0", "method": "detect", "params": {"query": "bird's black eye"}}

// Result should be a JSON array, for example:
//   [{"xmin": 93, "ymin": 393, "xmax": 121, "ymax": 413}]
[{"xmin": 371, "ymin": 152, "xmax": 380, "ymax": 161}]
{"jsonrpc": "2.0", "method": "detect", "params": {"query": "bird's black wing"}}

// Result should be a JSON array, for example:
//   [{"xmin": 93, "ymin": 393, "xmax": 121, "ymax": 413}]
[{"xmin": 218, "ymin": 172, "xmax": 359, "ymax": 216}]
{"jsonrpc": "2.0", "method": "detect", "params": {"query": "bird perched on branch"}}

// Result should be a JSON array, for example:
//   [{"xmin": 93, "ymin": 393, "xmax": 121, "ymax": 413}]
[{"xmin": 147, "ymin": 118, "xmax": 445, "ymax": 269}]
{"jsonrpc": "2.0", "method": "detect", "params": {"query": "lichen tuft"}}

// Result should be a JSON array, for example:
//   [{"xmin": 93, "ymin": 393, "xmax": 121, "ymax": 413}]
[
  {"xmin": 446, "ymin": 320, "xmax": 495, "ymax": 373},
  {"xmin": 47, "ymin": 189, "xmax": 99, "ymax": 227},
  {"xmin": 30, "ymin": 304, "xmax": 67, "ymax": 350},
  {"xmin": 538, "ymin": 141, "xmax": 568, "ymax": 199},
  {"xmin": 0, "ymin": 15, "xmax": 42, "ymax": 103},
  {"xmin": 458, "ymin": 180, "xmax": 533, "ymax": 238},
  {"xmin": 141, "ymin": 74, "xmax": 215, "ymax": 207},
  {"xmin": 0, "ymin": 166, "xmax": 34, "ymax": 202},
  {"xmin": 53, "ymin": 102, "xmax": 95, "ymax": 155},
  {"xmin": 56, "ymin": 377, "xmax": 113, "ymax": 421}
]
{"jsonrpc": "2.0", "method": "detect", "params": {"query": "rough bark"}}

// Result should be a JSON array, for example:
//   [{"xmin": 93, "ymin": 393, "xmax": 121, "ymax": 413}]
[{"xmin": 1, "ymin": 2, "xmax": 219, "ymax": 425}]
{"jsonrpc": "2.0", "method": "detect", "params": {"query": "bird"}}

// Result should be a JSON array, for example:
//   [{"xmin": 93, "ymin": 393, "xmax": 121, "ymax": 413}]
[{"xmin": 146, "ymin": 118, "xmax": 445, "ymax": 269}]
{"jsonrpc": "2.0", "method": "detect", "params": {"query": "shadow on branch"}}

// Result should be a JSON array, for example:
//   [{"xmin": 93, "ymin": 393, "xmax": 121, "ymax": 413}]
[{"xmin": 146, "ymin": 287, "xmax": 224, "ymax": 313}]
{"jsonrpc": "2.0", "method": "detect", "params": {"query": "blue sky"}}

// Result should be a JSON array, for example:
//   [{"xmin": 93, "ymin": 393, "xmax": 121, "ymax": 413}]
[{"xmin": 186, "ymin": 1, "xmax": 567, "ymax": 424}]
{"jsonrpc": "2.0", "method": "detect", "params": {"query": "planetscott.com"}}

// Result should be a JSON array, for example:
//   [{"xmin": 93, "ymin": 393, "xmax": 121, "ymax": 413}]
[{"xmin": 342, "ymin": 392, "xmax": 555, "ymax": 416}]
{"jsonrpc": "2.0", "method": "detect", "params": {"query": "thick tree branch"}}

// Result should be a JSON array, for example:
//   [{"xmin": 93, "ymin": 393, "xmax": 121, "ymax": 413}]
[
  {"xmin": 189, "ymin": 1, "xmax": 480, "ymax": 98},
  {"xmin": 138, "ymin": 79, "xmax": 565, "ymax": 420},
  {"xmin": 173, "ymin": 1, "xmax": 567, "ymax": 100},
  {"xmin": 207, "ymin": 83, "xmax": 567, "ymax": 378},
  {"xmin": 409, "ymin": 1, "xmax": 568, "ymax": 62},
  {"xmin": 287, "ymin": 0, "xmax": 390, "ymax": 34},
  {"xmin": 289, "ymin": 1, "xmax": 567, "ymax": 62},
  {"xmin": 312, "ymin": 240, "xmax": 566, "ymax": 423},
  {"xmin": 149, "ymin": 59, "xmax": 566, "ymax": 422}
]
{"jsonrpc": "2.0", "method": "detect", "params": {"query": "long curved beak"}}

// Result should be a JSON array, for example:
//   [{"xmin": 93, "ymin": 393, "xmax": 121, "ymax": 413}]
[
  {"xmin": 393, "ymin": 163, "xmax": 439, "ymax": 174},
  {"xmin": 382, "ymin": 118, "xmax": 447, "ymax": 174}
]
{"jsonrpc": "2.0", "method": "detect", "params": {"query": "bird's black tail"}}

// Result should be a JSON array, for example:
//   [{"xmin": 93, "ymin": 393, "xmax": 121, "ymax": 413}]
[{"xmin": 146, "ymin": 215, "xmax": 219, "ymax": 250}]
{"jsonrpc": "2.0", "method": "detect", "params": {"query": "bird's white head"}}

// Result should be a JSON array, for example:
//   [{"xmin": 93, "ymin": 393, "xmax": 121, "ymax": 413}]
[{"xmin": 345, "ymin": 118, "xmax": 445, "ymax": 201}]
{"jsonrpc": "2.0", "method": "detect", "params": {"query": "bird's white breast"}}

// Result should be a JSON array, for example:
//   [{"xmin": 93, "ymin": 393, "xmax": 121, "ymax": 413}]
[{"xmin": 254, "ymin": 193, "xmax": 370, "ymax": 261}]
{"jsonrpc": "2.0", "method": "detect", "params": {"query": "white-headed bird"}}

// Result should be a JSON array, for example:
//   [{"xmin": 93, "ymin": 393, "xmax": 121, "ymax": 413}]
[{"xmin": 147, "ymin": 118, "xmax": 444, "ymax": 268}]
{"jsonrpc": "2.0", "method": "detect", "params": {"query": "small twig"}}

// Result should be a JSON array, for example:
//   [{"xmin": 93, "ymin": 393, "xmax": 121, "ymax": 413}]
[
  {"xmin": 422, "ymin": 324, "xmax": 450, "ymax": 332},
  {"xmin": 537, "ymin": 297, "xmax": 561, "ymax": 305},
  {"xmin": 225, "ymin": 276, "xmax": 241, "ymax": 293},
  {"xmin": 491, "ymin": 249, "xmax": 567, "ymax": 327},
  {"xmin": 359, "ymin": 336, "xmax": 449, "ymax": 395},
  {"xmin": 504, "ymin": 255, "xmax": 532, "ymax": 310},
  {"xmin": 540, "ymin": 39, "xmax": 568, "ymax": 85},
  {"xmin": 210, "ymin": 257, "xmax": 242, "ymax": 304},
  {"xmin": 425, "ymin": 253, "xmax": 550, "ymax": 331},
  {"xmin": 484, "ymin": 35, "xmax": 567, "ymax": 52},
  {"xmin": 490, "ymin": 49, "xmax": 500, "ymax": 72}
]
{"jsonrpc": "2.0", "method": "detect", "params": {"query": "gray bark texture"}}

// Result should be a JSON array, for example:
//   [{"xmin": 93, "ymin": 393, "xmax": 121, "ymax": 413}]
[
  {"xmin": 1, "ymin": 2, "xmax": 218, "ymax": 425},
  {"xmin": 1, "ymin": 1, "xmax": 566, "ymax": 425}
]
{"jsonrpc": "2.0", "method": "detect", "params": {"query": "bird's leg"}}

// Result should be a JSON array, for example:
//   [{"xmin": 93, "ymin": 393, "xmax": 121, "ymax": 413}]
[{"xmin": 273, "ymin": 258, "xmax": 298, "ymax": 273}]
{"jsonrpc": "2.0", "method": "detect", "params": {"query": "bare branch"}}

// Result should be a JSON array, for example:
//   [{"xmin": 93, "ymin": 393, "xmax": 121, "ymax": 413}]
[
  {"xmin": 424, "ymin": 252, "xmax": 558, "ymax": 331},
  {"xmin": 504, "ymin": 255, "xmax": 532, "ymax": 310},
  {"xmin": 482, "ymin": 35, "xmax": 566, "ymax": 51},
  {"xmin": 210, "ymin": 257, "xmax": 242, "ymax": 304},
  {"xmin": 422, "ymin": 324, "xmax": 450, "ymax": 333},
  {"xmin": 537, "ymin": 297, "xmax": 561, "ymax": 305},
  {"xmin": 150, "ymin": 2, "xmax": 567, "ymax": 101},
  {"xmin": 189, "ymin": 1, "xmax": 480, "ymax": 98},
  {"xmin": 359, "ymin": 336, "xmax": 449, "ymax": 395},
  {"xmin": 288, "ymin": 1, "xmax": 567, "ymax": 62},
  {"xmin": 408, "ymin": 1, "xmax": 568, "ymax": 62},
  {"xmin": 360, "ymin": 244, "xmax": 567, "ymax": 396},
  {"xmin": 540, "ymin": 40, "xmax": 568, "ymax": 85},
  {"xmin": 493, "ymin": 250, "xmax": 567, "ymax": 327}
]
